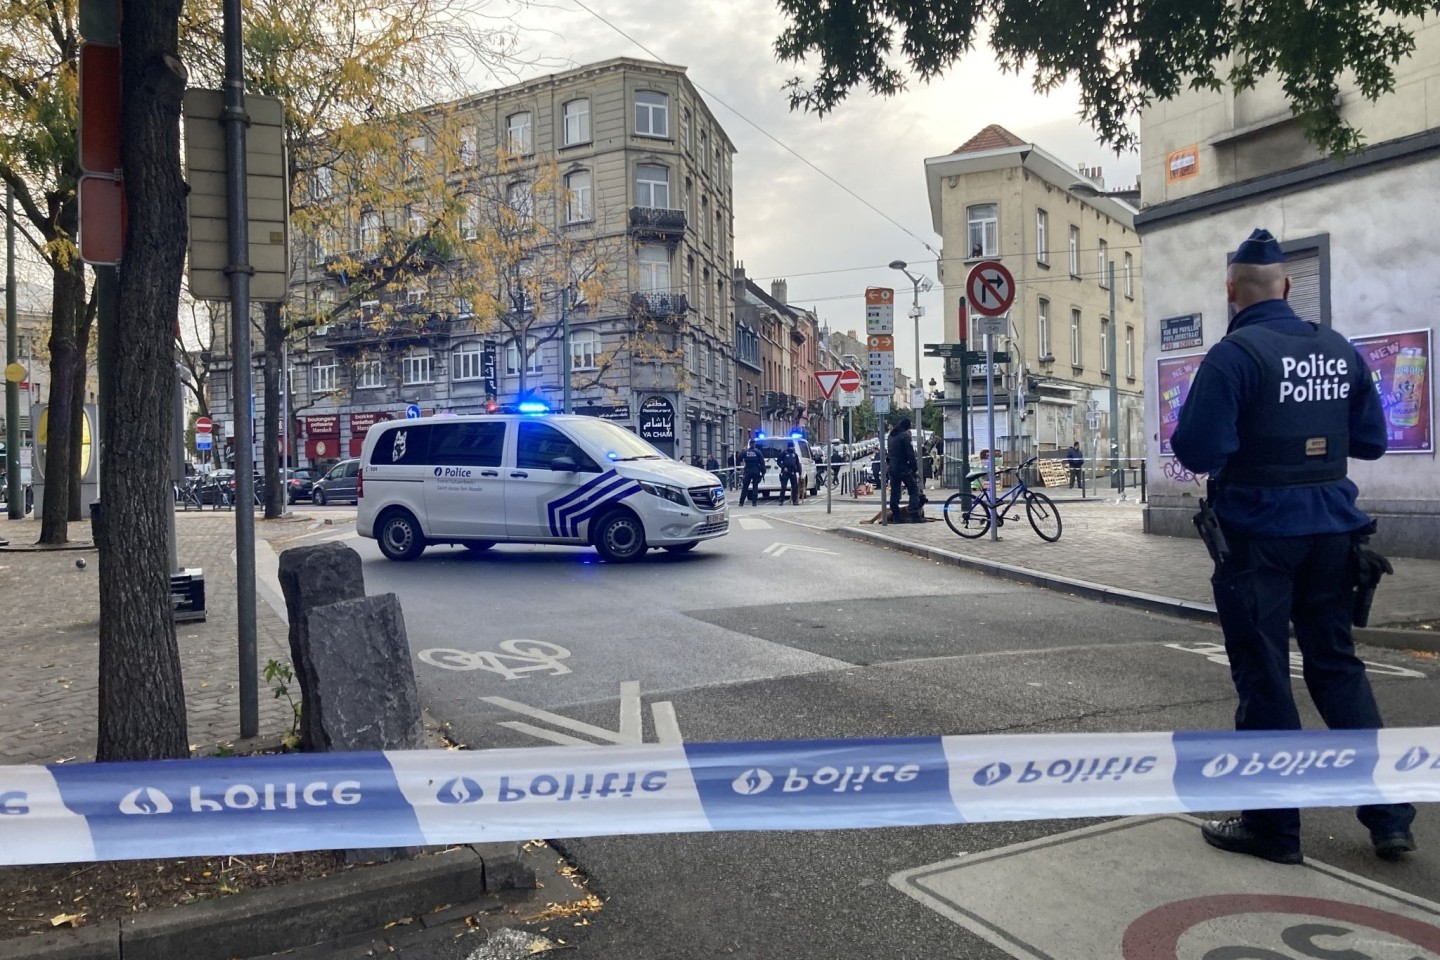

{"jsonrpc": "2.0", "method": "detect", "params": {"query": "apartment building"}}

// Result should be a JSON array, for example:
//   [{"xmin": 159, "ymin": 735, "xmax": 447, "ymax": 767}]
[
  {"xmin": 1135, "ymin": 16, "xmax": 1440, "ymax": 557},
  {"xmin": 924, "ymin": 125, "xmax": 1145, "ymax": 469},
  {"xmin": 732, "ymin": 271, "xmax": 827, "ymax": 442},
  {"xmin": 209, "ymin": 57, "xmax": 737, "ymax": 465}
]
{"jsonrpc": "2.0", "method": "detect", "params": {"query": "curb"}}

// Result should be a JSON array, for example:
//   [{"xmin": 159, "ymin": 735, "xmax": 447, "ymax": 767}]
[
  {"xmin": 0, "ymin": 842, "xmax": 535, "ymax": 960},
  {"xmin": 829, "ymin": 526, "xmax": 1439, "ymax": 656},
  {"xmin": 0, "ymin": 540, "xmax": 97, "ymax": 554}
]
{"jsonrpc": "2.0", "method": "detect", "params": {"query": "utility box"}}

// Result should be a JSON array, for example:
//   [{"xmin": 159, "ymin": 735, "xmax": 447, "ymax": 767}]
[{"xmin": 171, "ymin": 567, "xmax": 207, "ymax": 623}]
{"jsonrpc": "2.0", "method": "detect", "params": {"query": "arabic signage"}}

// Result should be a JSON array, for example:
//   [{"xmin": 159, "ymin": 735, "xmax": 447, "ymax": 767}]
[
  {"xmin": 637, "ymin": 396, "xmax": 675, "ymax": 442},
  {"xmin": 1160, "ymin": 313, "xmax": 1203, "ymax": 352},
  {"xmin": 1156, "ymin": 355, "xmax": 1203, "ymax": 456},
  {"xmin": 576, "ymin": 402, "xmax": 632, "ymax": 422},
  {"xmin": 1350, "ymin": 328, "xmax": 1432, "ymax": 454},
  {"xmin": 483, "ymin": 343, "xmax": 498, "ymax": 396}
]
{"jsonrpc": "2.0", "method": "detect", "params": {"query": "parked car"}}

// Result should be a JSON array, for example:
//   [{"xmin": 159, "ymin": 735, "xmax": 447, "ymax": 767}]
[
  {"xmin": 284, "ymin": 468, "xmax": 320, "ymax": 503},
  {"xmin": 311, "ymin": 458, "xmax": 360, "ymax": 505}
]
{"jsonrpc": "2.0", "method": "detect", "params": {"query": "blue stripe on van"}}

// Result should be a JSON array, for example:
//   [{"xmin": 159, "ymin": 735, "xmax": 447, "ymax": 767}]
[
  {"xmin": 555, "ymin": 475, "xmax": 639, "ymax": 538},
  {"xmin": 545, "ymin": 471, "xmax": 622, "ymax": 537},
  {"xmin": 565, "ymin": 481, "xmax": 643, "ymax": 539}
]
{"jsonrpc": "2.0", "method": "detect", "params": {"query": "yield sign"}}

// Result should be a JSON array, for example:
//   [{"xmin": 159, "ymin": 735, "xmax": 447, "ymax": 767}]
[
  {"xmin": 966, "ymin": 261, "xmax": 1016, "ymax": 317},
  {"xmin": 814, "ymin": 370, "xmax": 843, "ymax": 400},
  {"xmin": 838, "ymin": 369, "xmax": 862, "ymax": 393}
]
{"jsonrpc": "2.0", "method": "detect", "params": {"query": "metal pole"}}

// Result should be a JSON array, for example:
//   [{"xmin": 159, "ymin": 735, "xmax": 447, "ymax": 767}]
[
  {"xmin": 1107, "ymin": 260, "xmax": 1119, "ymax": 496},
  {"xmin": 985, "ymin": 331, "xmax": 998, "ymax": 541},
  {"xmin": 224, "ymin": 0, "xmax": 259, "ymax": 739},
  {"xmin": 910, "ymin": 281, "xmax": 923, "ymax": 508},
  {"xmin": 561, "ymin": 287, "xmax": 571, "ymax": 415},
  {"xmin": 5, "ymin": 184, "xmax": 20, "ymax": 520},
  {"xmin": 825, "ymin": 397, "xmax": 832, "ymax": 515},
  {"xmin": 170, "ymin": 367, "xmax": 183, "ymax": 574},
  {"xmin": 281, "ymin": 337, "xmax": 289, "ymax": 516},
  {"xmin": 959, "ymin": 298, "xmax": 972, "ymax": 510}
]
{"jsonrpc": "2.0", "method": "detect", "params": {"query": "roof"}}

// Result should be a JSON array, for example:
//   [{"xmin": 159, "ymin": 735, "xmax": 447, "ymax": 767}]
[{"xmin": 952, "ymin": 124, "xmax": 1028, "ymax": 155}]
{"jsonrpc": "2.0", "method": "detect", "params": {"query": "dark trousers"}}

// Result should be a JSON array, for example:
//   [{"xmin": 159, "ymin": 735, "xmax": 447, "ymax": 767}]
[
  {"xmin": 1068, "ymin": 464, "xmax": 1082, "ymax": 488},
  {"xmin": 1211, "ymin": 529, "xmax": 1415, "ymax": 847},
  {"xmin": 779, "ymin": 470, "xmax": 799, "ymax": 504},
  {"xmin": 889, "ymin": 471, "xmax": 921, "ymax": 519},
  {"xmin": 741, "ymin": 472, "xmax": 762, "ymax": 505}
]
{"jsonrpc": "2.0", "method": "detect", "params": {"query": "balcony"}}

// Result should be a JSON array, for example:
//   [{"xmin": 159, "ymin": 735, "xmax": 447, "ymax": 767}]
[
  {"xmin": 324, "ymin": 314, "xmax": 453, "ymax": 348},
  {"xmin": 630, "ymin": 291, "xmax": 689, "ymax": 319},
  {"xmin": 628, "ymin": 207, "xmax": 686, "ymax": 242}
]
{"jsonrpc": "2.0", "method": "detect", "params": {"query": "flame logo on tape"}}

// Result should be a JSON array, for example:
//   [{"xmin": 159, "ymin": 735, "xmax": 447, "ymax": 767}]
[
  {"xmin": 972, "ymin": 762, "xmax": 1012, "ymax": 787},
  {"xmin": 1201, "ymin": 754, "xmax": 1239, "ymax": 778},
  {"xmin": 436, "ymin": 777, "xmax": 484, "ymax": 804},
  {"xmin": 119, "ymin": 787, "xmax": 174, "ymax": 816},
  {"xmin": 1396, "ymin": 747, "xmax": 1430, "ymax": 772},
  {"xmin": 731, "ymin": 768, "xmax": 774, "ymax": 795}
]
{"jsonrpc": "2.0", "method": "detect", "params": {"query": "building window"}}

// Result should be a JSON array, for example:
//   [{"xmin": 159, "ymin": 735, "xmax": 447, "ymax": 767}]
[
  {"xmin": 1069, "ymin": 225, "xmax": 1080, "ymax": 276},
  {"xmin": 702, "ymin": 195, "xmax": 711, "ymax": 244},
  {"xmin": 312, "ymin": 363, "xmax": 338, "ymax": 393},
  {"xmin": 453, "ymin": 343, "xmax": 483, "ymax": 381},
  {"xmin": 561, "ymin": 99, "xmax": 590, "ymax": 146},
  {"xmin": 308, "ymin": 166, "xmax": 333, "ymax": 201},
  {"xmin": 699, "ymin": 128, "xmax": 709, "ymax": 169},
  {"xmin": 1100, "ymin": 318, "xmax": 1110, "ymax": 374},
  {"xmin": 1125, "ymin": 324, "xmax": 1135, "ymax": 378},
  {"xmin": 459, "ymin": 125, "xmax": 476, "ymax": 165},
  {"xmin": 967, "ymin": 203, "xmax": 998, "ymax": 258},
  {"xmin": 1124, "ymin": 252, "xmax": 1134, "ymax": 299},
  {"xmin": 571, "ymin": 330, "xmax": 600, "ymax": 371},
  {"xmin": 713, "ymin": 146, "xmax": 721, "ymax": 180},
  {"xmin": 355, "ymin": 359, "xmax": 383, "ymax": 390},
  {"xmin": 685, "ymin": 340, "xmax": 695, "ymax": 374},
  {"xmin": 1037, "ymin": 298, "xmax": 1051, "ymax": 358},
  {"xmin": 687, "ymin": 254, "xmax": 697, "ymax": 303},
  {"xmin": 636, "ymin": 164, "xmax": 670, "ymax": 208},
  {"xmin": 507, "ymin": 181, "xmax": 534, "ymax": 219},
  {"xmin": 703, "ymin": 267, "xmax": 713, "ymax": 317},
  {"xmin": 1098, "ymin": 239, "xmax": 1110, "ymax": 287},
  {"xmin": 564, "ymin": 170, "xmax": 592, "ymax": 223},
  {"xmin": 1070, "ymin": 309, "xmax": 1082, "ymax": 365},
  {"xmin": 506, "ymin": 336, "xmax": 542, "ymax": 376},
  {"xmin": 360, "ymin": 299, "xmax": 380, "ymax": 323},
  {"xmin": 1036, "ymin": 209, "xmax": 1049, "ymax": 265},
  {"xmin": 639, "ymin": 244, "xmax": 670, "ymax": 292},
  {"xmin": 507, "ymin": 111, "xmax": 532, "ymax": 155},
  {"xmin": 634, "ymin": 90, "xmax": 669, "ymax": 137},
  {"xmin": 681, "ymin": 108, "xmax": 691, "ymax": 150},
  {"xmin": 461, "ymin": 196, "xmax": 481, "ymax": 240},
  {"xmin": 402, "ymin": 349, "xmax": 433, "ymax": 385},
  {"xmin": 359, "ymin": 211, "xmax": 381, "ymax": 251}
]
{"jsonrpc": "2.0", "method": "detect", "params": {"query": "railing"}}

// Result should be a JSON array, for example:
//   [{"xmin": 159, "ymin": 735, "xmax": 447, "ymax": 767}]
[
  {"xmin": 629, "ymin": 291, "xmax": 689, "ymax": 318},
  {"xmin": 627, "ymin": 207, "xmax": 686, "ymax": 240},
  {"xmin": 323, "ymin": 315, "xmax": 453, "ymax": 346}
]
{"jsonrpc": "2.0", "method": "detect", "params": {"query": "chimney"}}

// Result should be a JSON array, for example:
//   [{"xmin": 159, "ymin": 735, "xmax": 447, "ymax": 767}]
[{"xmin": 771, "ymin": 279, "xmax": 787, "ymax": 304}]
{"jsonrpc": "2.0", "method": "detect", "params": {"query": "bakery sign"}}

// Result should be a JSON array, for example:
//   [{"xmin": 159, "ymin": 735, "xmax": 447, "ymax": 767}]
[{"xmin": 349, "ymin": 411, "xmax": 394, "ymax": 435}]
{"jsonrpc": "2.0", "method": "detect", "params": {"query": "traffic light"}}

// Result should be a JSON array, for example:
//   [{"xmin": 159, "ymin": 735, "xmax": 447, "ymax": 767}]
[{"xmin": 485, "ymin": 398, "xmax": 499, "ymax": 414}]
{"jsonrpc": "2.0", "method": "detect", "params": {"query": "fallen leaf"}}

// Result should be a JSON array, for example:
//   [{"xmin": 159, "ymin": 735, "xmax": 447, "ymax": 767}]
[{"xmin": 51, "ymin": 913, "xmax": 86, "ymax": 927}]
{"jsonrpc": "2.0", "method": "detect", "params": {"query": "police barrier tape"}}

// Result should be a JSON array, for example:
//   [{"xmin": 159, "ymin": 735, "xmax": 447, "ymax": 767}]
[{"xmin": 5, "ymin": 728, "xmax": 1440, "ymax": 866}]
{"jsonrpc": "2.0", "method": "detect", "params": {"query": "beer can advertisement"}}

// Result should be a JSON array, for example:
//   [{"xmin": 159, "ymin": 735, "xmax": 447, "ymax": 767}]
[
  {"xmin": 1155, "ymin": 354, "xmax": 1203, "ymax": 456},
  {"xmin": 1350, "ymin": 328, "xmax": 1432, "ymax": 454}
]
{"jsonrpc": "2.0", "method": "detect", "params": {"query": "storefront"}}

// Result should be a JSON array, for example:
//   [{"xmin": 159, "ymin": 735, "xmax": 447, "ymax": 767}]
[
  {"xmin": 348, "ymin": 411, "xmax": 395, "ymax": 458},
  {"xmin": 300, "ymin": 415, "xmax": 341, "ymax": 467}
]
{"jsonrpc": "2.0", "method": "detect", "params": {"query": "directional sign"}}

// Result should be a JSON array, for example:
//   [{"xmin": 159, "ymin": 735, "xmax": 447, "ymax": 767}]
[
  {"xmin": 194, "ymin": 416, "xmax": 213, "ymax": 435},
  {"xmin": 405, "ymin": 404, "xmax": 422, "ymax": 419},
  {"xmin": 839, "ymin": 387, "xmax": 864, "ymax": 408},
  {"xmin": 814, "ymin": 370, "xmax": 843, "ymax": 400},
  {"xmin": 196, "ymin": 434, "xmax": 213, "ymax": 451},
  {"xmin": 865, "ymin": 288, "xmax": 895, "ymax": 336},
  {"xmin": 924, "ymin": 343, "xmax": 967, "ymax": 359},
  {"xmin": 966, "ymin": 261, "xmax": 1015, "ymax": 317},
  {"xmin": 838, "ymin": 369, "xmax": 862, "ymax": 393}
]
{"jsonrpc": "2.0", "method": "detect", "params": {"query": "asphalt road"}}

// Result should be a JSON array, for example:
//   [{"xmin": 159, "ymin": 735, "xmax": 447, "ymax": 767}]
[{"xmin": 289, "ymin": 502, "xmax": 1440, "ymax": 960}]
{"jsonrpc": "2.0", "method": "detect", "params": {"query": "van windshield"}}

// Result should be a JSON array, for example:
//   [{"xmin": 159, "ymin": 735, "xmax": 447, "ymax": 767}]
[{"xmin": 566, "ymin": 418, "xmax": 665, "ymax": 462}]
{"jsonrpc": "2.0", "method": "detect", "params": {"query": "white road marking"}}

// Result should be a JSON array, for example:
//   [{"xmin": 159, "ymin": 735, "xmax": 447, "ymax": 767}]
[
  {"xmin": 1164, "ymin": 641, "xmax": 1424, "ymax": 679},
  {"xmin": 495, "ymin": 720, "xmax": 595, "ymax": 747},
  {"xmin": 419, "ymin": 640, "xmax": 572, "ymax": 679},
  {"xmin": 482, "ymin": 682, "xmax": 685, "ymax": 746},
  {"xmin": 763, "ymin": 541, "xmax": 839, "ymax": 558},
  {"xmin": 618, "ymin": 680, "xmax": 641, "ymax": 743},
  {"xmin": 737, "ymin": 517, "xmax": 773, "ymax": 530},
  {"xmin": 652, "ymin": 701, "xmax": 683, "ymax": 745},
  {"xmin": 480, "ymin": 694, "xmax": 632, "ymax": 744}
]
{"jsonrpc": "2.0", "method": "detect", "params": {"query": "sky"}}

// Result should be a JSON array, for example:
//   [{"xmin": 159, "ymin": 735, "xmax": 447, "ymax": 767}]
[{"xmin": 482, "ymin": 0, "xmax": 1141, "ymax": 387}]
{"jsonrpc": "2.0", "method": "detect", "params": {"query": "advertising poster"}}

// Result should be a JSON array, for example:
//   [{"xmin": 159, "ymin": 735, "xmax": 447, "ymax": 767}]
[
  {"xmin": 1157, "ymin": 355, "xmax": 1204, "ymax": 456},
  {"xmin": 1350, "ymin": 328, "xmax": 1433, "ymax": 454}
]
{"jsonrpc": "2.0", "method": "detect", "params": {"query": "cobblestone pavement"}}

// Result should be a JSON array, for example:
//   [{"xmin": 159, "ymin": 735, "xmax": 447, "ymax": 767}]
[
  {"xmin": 770, "ymin": 491, "xmax": 1440, "ymax": 627},
  {"xmin": 0, "ymin": 511, "xmax": 304, "ymax": 765}
]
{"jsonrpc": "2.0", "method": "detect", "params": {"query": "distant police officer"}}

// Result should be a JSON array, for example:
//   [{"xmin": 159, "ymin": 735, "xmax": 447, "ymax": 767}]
[
  {"xmin": 1172, "ymin": 228, "xmax": 1415, "ymax": 866},
  {"xmin": 740, "ymin": 438, "xmax": 766, "ymax": 506},
  {"xmin": 778, "ymin": 441, "xmax": 802, "ymax": 505},
  {"xmin": 887, "ymin": 418, "xmax": 921, "ymax": 522}
]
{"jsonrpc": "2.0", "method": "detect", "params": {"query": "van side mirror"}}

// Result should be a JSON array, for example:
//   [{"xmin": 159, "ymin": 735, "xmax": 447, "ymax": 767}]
[{"xmin": 550, "ymin": 456, "xmax": 579, "ymax": 472}]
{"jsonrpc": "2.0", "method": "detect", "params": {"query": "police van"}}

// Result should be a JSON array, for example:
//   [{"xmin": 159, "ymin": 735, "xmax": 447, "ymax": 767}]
[
  {"xmin": 752, "ymin": 434, "xmax": 819, "ymax": 498},
  {"xmin": 356, "ymin": 413, "xmax": 728, "ymax": 562}
]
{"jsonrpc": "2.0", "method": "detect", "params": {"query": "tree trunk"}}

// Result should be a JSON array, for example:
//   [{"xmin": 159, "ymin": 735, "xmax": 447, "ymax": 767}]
[
  {"xmin": 262, "ymin": 302, "xmax": 283, "ymax": 518},
  {"xmin": 97, "ymin": 1, "xmax": 189, "ymax": 762},
  {"xmin": 67, "ymin": 289, "xmax": 96, "ymax": 521},
  {"xmin": 39, "ymin": 256, "xmax": 82, "ymax": 544}
]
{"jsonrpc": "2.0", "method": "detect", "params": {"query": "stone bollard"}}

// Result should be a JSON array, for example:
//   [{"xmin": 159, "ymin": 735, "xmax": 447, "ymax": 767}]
[{"xmin": 276, "ymin": 542, "xmax": 366, "ymax": 751}]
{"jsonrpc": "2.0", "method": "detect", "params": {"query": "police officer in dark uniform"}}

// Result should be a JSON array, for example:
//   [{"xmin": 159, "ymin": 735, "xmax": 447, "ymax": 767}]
[
  {"xmin": 778, "ymin": 441, "xmax": 802, "ymax": 505},
  {"xmin": 886, "ymin": 417, "xmax": 922, "ymax": 522},
  {"xmin": 739, "ymin": 437, "xmax": 766, "ymax": 506},
  {"xmin": 1172, "ymin": 228, "xmax": 1415, "ymax": 865}
]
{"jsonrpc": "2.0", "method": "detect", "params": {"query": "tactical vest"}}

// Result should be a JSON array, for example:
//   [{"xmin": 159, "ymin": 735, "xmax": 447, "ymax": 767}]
[
  {"xmin": 1223, "ymin": 322, "xmax": 1355, "ymax": 487},
  {"xmin": 742, "ymin": 449, "xmax": 764, "ymax": 474}
]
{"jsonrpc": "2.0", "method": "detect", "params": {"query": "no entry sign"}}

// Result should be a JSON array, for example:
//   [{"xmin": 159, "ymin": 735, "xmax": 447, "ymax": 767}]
[{"xmin": 966, "ymin": 261, "xmax": 1015, "ymax": 317}]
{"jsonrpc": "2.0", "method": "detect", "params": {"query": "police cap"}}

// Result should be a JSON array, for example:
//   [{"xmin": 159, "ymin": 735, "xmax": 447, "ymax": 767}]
[{"xmin": 1228, "ymin": 228, "xmax": 1285, "ymax": 266}]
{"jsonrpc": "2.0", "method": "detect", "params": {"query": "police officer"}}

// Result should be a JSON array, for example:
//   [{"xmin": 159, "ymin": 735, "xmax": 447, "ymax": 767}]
[
  {"xmin": 1172, "ymin": 228, "xmax": 1415, "ymax": 865},
  {"xmin": 778, "ymin": 441, "xmax": 802, "ymax": 505},
  {"xmin": 740, "ymin": 437, "xmax": 766, "ymax": 506}
]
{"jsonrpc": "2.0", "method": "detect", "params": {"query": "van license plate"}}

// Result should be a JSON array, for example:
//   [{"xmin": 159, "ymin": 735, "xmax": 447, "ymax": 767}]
[{"xmin": 707, "ymin": 512, "xmax": 725, "ymax": 525}]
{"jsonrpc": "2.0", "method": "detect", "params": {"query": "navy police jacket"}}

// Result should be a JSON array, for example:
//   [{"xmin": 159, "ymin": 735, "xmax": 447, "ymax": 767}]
[
  {"xmin": 1171, "ymin": 299, "xmax": 1386, "ymax": 537},
  {"xmin": 741, "ymin": 447, "xmax": 765, "ymax": 475}
]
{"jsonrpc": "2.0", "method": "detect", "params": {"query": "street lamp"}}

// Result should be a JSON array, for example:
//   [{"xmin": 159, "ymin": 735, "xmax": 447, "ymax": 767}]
[{"xmin": 889, "ymin": 260, "xmax": 931, "ymax": 514}]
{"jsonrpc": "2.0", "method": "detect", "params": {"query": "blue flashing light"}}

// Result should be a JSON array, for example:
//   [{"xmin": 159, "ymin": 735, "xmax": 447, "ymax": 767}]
[
  {"xmin": 516, "ymin": 401, "xmax": 550, "ymax": 415},
  {"xmin": 755, "ymin": 431, "xmax": 767, "ymax": 440},
  {"xmin": 789, "ymin": 429, "xmax": 805, "ymax": 439}
]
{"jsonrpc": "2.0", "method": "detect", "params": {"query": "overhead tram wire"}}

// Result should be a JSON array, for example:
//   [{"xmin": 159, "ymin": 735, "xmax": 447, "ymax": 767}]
[{"xmin": 567, "ymin": 0, "xmax": 939, "ymax": 261}]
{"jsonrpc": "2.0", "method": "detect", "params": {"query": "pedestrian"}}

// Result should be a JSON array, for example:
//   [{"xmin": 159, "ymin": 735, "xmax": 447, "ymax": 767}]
[
  {"xmin": 930, "ymin": 444, "xmax": 943, "ymax": 489},
  {"xmin": 778, "ymin": 441, "xmax": 802, "ymax": 505},
  {"xmin": 740, "ymin": 437, "xmax": 766, "ymax": 506},
  {"xmin": 1065, "ymin": 441, "xmax": 1084, "ymax": 488},
  {"xmin": 705, "ymin": 453, "xmax": 720, "ymax": 478},
  {"xmin": 1172, "ymin": 227, "xmax": 1415, "ymax": 866},
  {"xmin": 886, "ymin": 418, "xmax": 921, "ymax": 522},
  {"xmin": 830, "ymin": 445, "xmax": 842, "ymax": 485}
]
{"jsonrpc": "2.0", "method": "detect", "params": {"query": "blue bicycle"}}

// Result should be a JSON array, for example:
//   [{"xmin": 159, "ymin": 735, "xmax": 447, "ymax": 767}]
[{"xmin": 943, "ymin": 456, "xmax": 1062, "ymax": 542}]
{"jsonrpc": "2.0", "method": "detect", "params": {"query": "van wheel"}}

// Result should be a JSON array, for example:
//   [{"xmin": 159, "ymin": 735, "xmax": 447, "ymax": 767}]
[
  {"xmin": 594, "ymin": 510, "xmax": 646, "ymax": 563},
  {"xmin": 312, "ymin": 488, "xmax": 327, "ymax": 506},
  {"xmin": 377, "ymin": 509, "xmax": 426, "ymax": 561},
  {"xmin": 463, "ymin": 540, "xmax": 494, "ymax": 553}
]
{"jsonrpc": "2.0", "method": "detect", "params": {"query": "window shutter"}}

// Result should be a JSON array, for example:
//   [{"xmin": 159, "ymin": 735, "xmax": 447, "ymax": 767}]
[{"xmin": 1285, "ymin": 249, "xmax": 1323, "ymax": 325}]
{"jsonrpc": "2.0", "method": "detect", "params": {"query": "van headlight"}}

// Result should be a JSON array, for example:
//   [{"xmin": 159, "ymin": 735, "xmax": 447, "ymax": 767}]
[{"xmin": 638, "ymin": 480, "xmax": 689, "ymax": 506}]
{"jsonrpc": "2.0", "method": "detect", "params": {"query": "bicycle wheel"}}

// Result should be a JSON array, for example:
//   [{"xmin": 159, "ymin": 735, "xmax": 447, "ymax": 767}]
[
  {"xmin": 1025, "ymin": 491, "xmax": 1063, "ymax": 542},
  {"xmin": 943, "ymin": 492, "xmax": 992, "ymax": 539}
]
